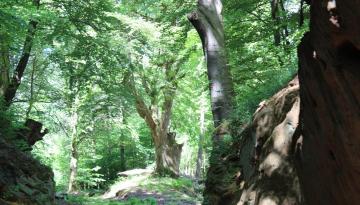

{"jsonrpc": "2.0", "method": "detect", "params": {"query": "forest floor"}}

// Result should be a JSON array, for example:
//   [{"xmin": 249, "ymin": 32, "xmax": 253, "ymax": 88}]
[{"xmin": 59, "ymin": 169, "xmax": 203, "ymax": 205}]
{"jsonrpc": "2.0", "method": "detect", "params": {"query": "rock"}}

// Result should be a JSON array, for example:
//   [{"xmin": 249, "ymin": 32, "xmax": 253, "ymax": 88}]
[
  {"xmin": 203, "ymin": 77, "xmax": 303, "ymax": 205},
  {"xmin": 17, "ymin": 119, "xmax": 49, "ymax": 148},
  {"xmin": 296, "ymin": 0, "xmax": 360, "ymax": 204},
  {"xmin": 0, "ymin": 138, "xmax": 55, "ymax": 204},
  {"xmin": 55, "ymin": 192, "xmax": 68, "ymax": 199},
  {"xmin": 117, "ymin": 168, "xmax": 153, "ymax": 177}
]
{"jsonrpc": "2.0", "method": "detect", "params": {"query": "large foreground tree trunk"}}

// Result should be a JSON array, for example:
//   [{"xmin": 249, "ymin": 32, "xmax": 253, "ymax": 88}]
[
  {"xmin": 188, "ymin": 0, "xmax": 234, "ymax": 140},
  {"xmin": 188, "ymin": 1, "xmax": 236, "ymax": 202},
  {"xmin": 296, "ymin": 0, "xmax": 360, "ymax": 204}
]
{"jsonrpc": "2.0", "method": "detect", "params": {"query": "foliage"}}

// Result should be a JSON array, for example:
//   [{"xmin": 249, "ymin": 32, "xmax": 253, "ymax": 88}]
[
  {"xmin": 224, "ymin": 0, "xmax": 309, "ymax": 123},
  {"xmin": 65, "ymin": 195, "xmax": 157, "ymax": 205},
  {"xmin": 1, "ymin": 0, "xmax": 310, "ymax": 203},
  {"xmin": 0, "ymin": 100, "xmax": 17, "ymax": 139}
]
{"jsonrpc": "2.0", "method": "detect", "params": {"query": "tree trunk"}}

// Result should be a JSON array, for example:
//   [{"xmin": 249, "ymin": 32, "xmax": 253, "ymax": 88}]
[
  {"xmin": 271, "ymin": 0, "xmax": 281, "ymax": 46},
  {"xmin": 26, "ymin": 55, "xmax": 37, "ymax": 119},
  {"xmin": 153, "ymin": 131, "xmax": 183, "ymax": 177},
  {"xmin": 68, "ymin": 111, "xmax": 79, "ymax": 193},
  {"xmin": 133, "ymin": 93, "xmax": 183, "ymax": 177},
  {"xmin": 0, "ymin": 34, "xmax": 10, "ymax": 98},
  {"xmin": 127, "ymin": 65, "xmax": 183, "ymax": 177},
  {"xmin": 68, "ymin": 141, "xmax": 79, "ymax": 194},
  {"xmin": 154, "ymin": 70, "xmax": 183, "ymax": 176},
  {"xmin": 188, "ymin": 0, "xmax": 234, "ymax": 141},
  {"xmin": 120, "ymin": 109, "xmax": 127, "ymax": 171},
  {"xmin": 120, "ymin": 144, "xmax": 126, "ymax": 171},
  {"xmin": 195, "ymin": 94, "xmax": 206, "ymax": 179},
  {"xmin": 296, "ymin": 0, "xmax": 360, "ymax": 204},
  {"xmin": 4, "ymin": 0, "xmax": 40, "ymax": 106}
]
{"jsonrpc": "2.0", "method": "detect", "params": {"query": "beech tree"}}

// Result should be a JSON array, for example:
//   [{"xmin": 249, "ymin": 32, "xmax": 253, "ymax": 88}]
[{"xmin": 188, "ymin": 0, "xmax": 234, "ymax": 140}]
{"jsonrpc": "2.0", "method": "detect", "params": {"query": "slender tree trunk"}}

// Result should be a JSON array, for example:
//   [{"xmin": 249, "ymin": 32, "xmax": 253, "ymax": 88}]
[
  {"xmin": 0, "ymin": 34, "xmax": 10, "ymax": 98},
  {"xmin": 26, "ymin": 56, "xmax": 37, "ymax": 119},
  {"xmin": 271, "ymin": 0, "xmax": 281, "ymax": 46},
  {"xmin": 67, "ymin": 82, "xmax": 80, "ymax": 193},
  {"xmin": 120, "ymin": 144, "xmax": 126, "ymax": 171},
  {"xmin": 68, "ymin": 139, "xmax": 79, "ymax": 193},
  {"xmin": 188, "ymin": 0, "xmax": 234, "ymax": 141},
  {"xmin": 271, "ymin": 0, "xmax": 290, "ymax": 46},
  {"xmin": 120, "ymin": 109, "xmax": 127, "ymax": 171},
  {"xmin": 68, "ymin": 111, "xmax": 79, "ymax": 193},
  {"xmin": 195, "ymin": 93, "xmax": 206, "ymax": 179}
]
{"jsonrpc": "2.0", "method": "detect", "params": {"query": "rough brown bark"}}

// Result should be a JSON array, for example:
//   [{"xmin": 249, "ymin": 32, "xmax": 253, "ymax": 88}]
[
  {"xmin": 154, "ymin": 132, "xmax": 183, "ymax": 177},
  {"xmin": 188, "ymin": 0, "xmax": 234, "ymax": 140},
  {"xmin": 202, "ymin": 78, "xmax": 303, "ymax": 205},
  {"xmin": 296, "ymin": 0, "xmax": 360, "ymax": 204},
  {"xmin": 127, "ymin": 69, "xmax": 183, "ymax": 177}
]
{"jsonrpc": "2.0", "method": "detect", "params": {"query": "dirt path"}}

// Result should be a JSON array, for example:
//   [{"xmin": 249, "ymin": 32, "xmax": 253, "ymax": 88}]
[{"xmin": 117, "ymin": 189, "xmax": 199, "ymax": 205}]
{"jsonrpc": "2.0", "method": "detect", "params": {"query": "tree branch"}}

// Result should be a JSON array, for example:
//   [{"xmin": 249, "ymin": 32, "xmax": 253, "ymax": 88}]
[{"xmin": 4, "ymin": 0, "xmax": 40, "ymax": 105}]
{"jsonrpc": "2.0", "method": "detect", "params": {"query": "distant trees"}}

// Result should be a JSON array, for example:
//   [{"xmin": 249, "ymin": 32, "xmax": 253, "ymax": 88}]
[{"xmin": 1, "ymin": 0, "xmax": 212, "ymax": 193}]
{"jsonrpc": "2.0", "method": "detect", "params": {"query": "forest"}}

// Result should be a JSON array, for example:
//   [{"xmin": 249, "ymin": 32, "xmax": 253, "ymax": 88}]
[{"xmin": 1, "ymin": 0, "xmax": 359, "ymax": 205}]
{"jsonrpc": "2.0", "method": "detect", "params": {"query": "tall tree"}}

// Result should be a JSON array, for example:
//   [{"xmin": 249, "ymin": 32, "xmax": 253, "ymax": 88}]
[
  {"xmin": 126, "ymin": 60, "xmax": 184, "ymax": 177},
  {"xmin": 270, "ymin": 0, "xmax": 289, "ymax": 46},
  {"xmin": 188, "ymin": 0, "xmax": 234, "ymax": 140},
  {"xmin": 195, "ymin": 92, "xmax": 206, "ymax": 179},
  {"xmin": 0, "ymin": 0, "xmax": 40, "ymax": 107}
]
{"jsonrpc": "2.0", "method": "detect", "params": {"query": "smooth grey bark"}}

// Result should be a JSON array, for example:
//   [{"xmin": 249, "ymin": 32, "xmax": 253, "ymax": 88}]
[{"xmin": 188, "ymin": 0, "xmax": 234, "ymax": 140}]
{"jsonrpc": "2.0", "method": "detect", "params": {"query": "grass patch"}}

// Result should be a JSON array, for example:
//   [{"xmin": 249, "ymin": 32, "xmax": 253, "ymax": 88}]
[
  {"xmin": 64, "ymin": 175, "xmax": 203, "ymax": 205},
  {"xmin": 66, "ymin": 195, "xmax": 157, "ymax": 205}
]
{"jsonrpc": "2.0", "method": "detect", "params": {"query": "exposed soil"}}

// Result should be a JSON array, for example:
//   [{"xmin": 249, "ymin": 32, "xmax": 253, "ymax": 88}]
[{"xmin": 116, "ymin": 189, "xmax": 198, "ymax": 205}]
